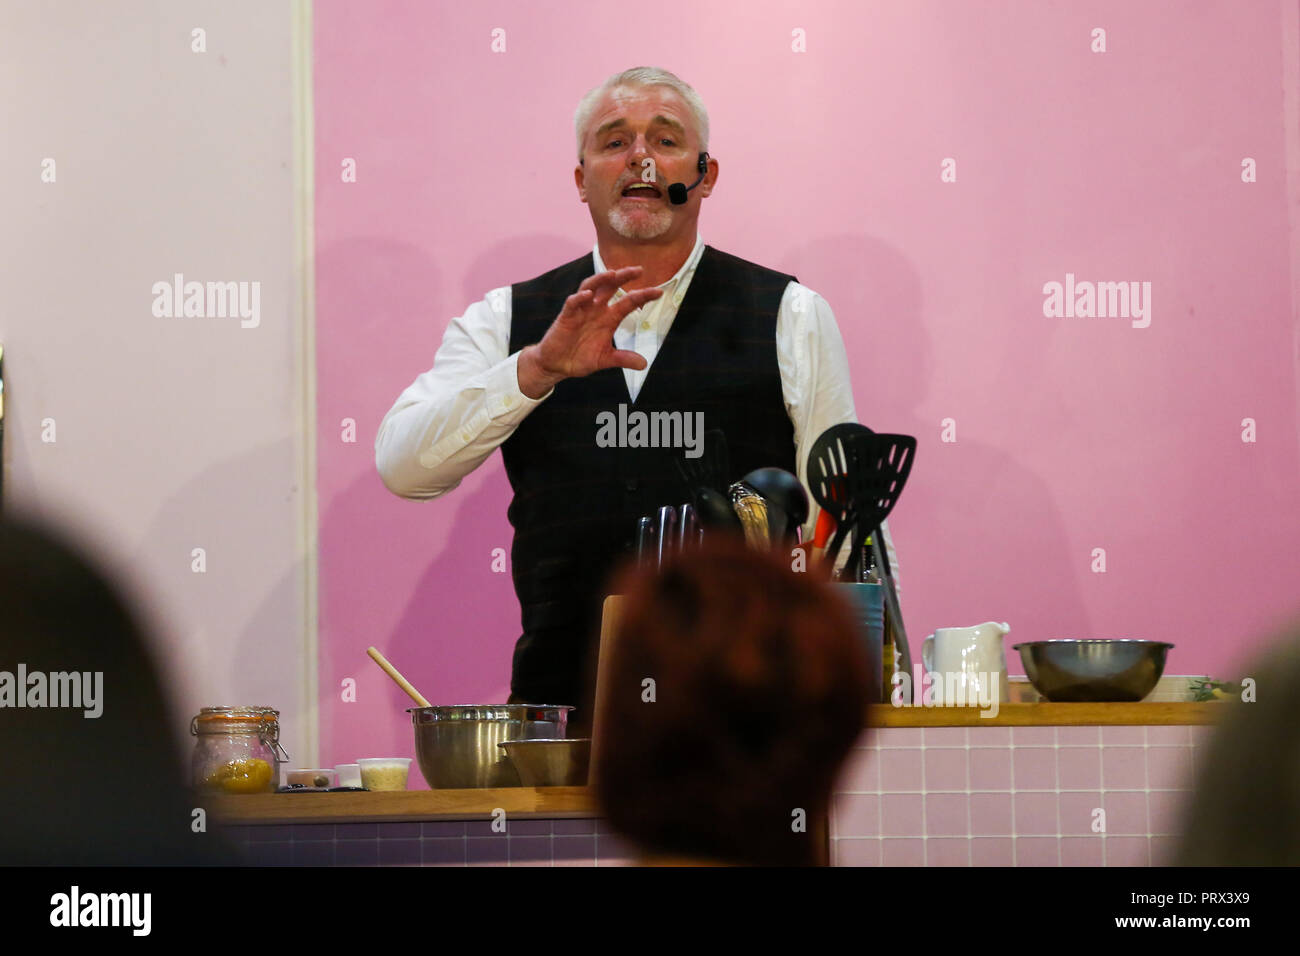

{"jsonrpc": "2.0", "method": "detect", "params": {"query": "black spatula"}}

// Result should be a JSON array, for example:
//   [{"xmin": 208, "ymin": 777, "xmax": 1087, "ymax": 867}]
[
  {"xmin": 843, "ymin": 432, "xmax": 917, "ymax": 688},
  {"xmin": 809, "ymin": 423, "xmax": 919, "ymax": 691},
  {"xmin": 842, "ymin": 433, "xmax": 916, "ymax": 581},
  {"xmin": 807, "ymin": 422, "xmax": 875, "ymax": 568}
]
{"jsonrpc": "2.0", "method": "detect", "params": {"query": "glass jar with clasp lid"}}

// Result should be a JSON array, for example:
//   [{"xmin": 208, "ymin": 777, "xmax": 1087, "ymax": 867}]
[{"xmin": 190, "ymin": 706, "xmax": 290, "ymax": 794}]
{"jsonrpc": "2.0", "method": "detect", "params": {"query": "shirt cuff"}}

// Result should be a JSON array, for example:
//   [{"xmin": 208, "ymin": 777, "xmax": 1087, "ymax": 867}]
[{"xmin": 484, "ymin": 351, "xmax": 553, "ymax": 421}]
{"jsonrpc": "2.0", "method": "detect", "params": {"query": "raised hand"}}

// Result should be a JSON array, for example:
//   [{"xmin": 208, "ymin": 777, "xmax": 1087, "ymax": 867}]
[{"xmin": 517, "ymin": 266, "xmax": 663, "ymax": 398}]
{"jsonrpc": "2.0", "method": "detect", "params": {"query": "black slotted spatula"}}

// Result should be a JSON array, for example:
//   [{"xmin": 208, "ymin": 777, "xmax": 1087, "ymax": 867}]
[
  {"xmin": 843, "ymin": 432, "xmax": 918, "ymax": 688},
  {"xmin": 807, "ymin": 422, "xmax": 875, "ymax": 569}
]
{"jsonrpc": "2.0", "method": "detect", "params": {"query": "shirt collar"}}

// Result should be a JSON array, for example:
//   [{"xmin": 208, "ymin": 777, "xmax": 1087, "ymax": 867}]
[{"xmin": 592, "ymin": 233, "xmax": 705, "ymax": 292}]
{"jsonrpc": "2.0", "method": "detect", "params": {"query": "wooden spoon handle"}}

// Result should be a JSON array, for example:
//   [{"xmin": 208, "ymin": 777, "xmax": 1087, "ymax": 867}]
[{"xmin": 366, "ymin": 646, "xmax": 431, "ymax": 707}]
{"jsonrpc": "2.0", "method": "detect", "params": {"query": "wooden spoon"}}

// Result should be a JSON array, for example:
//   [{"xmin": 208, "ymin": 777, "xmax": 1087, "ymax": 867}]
[{"xmin": 366, "ymin": 646, "xmax": 431, "ymax": 707}]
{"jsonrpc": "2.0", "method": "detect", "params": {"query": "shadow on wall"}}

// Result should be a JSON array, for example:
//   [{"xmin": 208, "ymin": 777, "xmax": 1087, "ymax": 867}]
[
  {"xmin": 784, "ymin": 232, "xmax": 1090, "ymax": 644},
  {"xmin": 460, "ymin": 233, "xmax": 592, "ymax": 305},
  {"xmin": 314, "ymin": 233, "xmax": 589, "ymax": 771},
  {"xmin": 316, "ymin": 464, "xmax": 520, "ymax": 771}
]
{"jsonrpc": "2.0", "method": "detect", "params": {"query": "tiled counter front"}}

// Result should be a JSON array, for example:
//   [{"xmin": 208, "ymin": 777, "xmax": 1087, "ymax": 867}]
[
  {"xmin": 213, "ymin": 705, "xmax": 1222, "ymax": 867},
  {"xmin": 217, "ymin": 817, "xmax": 641, "ymax": 867},
  {"xmin": 831, "ymin": 723, "xmax": 1210, "ymax": 866}
]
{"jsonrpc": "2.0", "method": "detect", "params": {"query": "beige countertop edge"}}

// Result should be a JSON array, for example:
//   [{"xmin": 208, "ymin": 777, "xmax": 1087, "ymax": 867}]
[
  {"xmin": 869, "ymin": 701, "xmax": 1228, "ymax": 726},
  {"xmin": 208, "ymin": 705, "xmax": 1229, "ymax": 825},
  {"xmin": 205, "ymin": 786, "xmax": 598, "ymax": 825}
]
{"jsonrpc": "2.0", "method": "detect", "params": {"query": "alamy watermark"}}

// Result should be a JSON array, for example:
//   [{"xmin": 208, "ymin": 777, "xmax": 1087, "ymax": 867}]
[
  {"xmin": 0, "ymin": 664, "xmax": 102, "ymax": 718},
  {"xmin": 1042, "ymin": 272, "xmax": 1151, "ymax": 329},
  {"xmin": 151, "ymin": 273, "xmax": 260, "ymax": 328},
  {"xmin": 595, "ymin": 404, "xmax": 704, "ymax": 458},
  {"xmin": 50, "ymin": 886, "xmax": 150, "ymax": 936},
  {"xmin": 891, "ymin": 669, "xmax": 1002, "ymax": 718}
]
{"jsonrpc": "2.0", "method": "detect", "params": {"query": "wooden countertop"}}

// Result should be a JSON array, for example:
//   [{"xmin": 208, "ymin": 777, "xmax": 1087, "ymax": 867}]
[
  {"xmin": 208, "ymin": 703, "xmax": 1229, "ymax": 825},
  {"xmin": 869, "ymin": 701, "xmax": 1227, "ymax": 726},
  {"xmin": 205, "ymin": 786, "xmax": 596, "ymax": 825}
]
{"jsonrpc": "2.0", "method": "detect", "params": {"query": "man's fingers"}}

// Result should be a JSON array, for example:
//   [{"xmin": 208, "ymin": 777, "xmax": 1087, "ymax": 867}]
[
  {"xmin": 606, "ymin": 348, "xmax": 649, "ymax": 372},
  {"xmin": 580, "ymin": 287, "xmax": 664, "ymax": 334},
  {"xmin": 578, "ymin": 266, "xmax": 642, "ymax": 297},
  {"xmin": 586, "ymin": 267, "xmax": 650, "ymax": 308},
  {"xmin": 565, "ymin": 285, "xmax": 663, "ymax": 330},
  {"xmin": 609, "ymin": 286, "xmax": 664, "ymax": 321}
]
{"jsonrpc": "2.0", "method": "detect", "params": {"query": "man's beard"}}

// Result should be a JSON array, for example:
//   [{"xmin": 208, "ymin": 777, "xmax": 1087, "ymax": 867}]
[{"xmin": 608, "ymin": 201, "xmax": 673, "ymax": 239}]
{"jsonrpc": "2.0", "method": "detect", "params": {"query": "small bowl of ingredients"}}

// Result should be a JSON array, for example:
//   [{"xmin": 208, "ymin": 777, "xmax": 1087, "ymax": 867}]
[
  {"xmin": 335, "ymin": 763, "xmax": 363, "ymax": 788},
  {"xmin": 286, "ymin": 768, "xmax": 336, "ymax": 788},
  {"xmin": 358, "ymin": 758, "xmax": 412, "ymax": 791}
]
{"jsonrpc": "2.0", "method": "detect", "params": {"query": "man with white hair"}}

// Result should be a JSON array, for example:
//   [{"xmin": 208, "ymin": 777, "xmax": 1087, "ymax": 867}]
[{"xmin": 376, "ymin": 67, "xmax": 898, "ymax": 716}]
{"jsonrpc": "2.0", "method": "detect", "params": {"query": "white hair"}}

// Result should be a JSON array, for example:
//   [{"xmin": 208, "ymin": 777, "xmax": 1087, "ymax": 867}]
[{"xmin": 573, "ymin": 67, "xmax": 710, "ymax": 164}]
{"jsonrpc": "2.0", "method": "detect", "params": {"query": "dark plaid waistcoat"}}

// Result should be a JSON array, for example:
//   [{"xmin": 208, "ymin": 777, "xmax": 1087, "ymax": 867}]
[{"xmin": 501, "ymin": 244, "xmax": 798, "ymax": 707}]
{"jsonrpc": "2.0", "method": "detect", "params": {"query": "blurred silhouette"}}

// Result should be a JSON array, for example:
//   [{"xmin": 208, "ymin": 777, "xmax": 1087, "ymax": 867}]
[
  {"xmin": 1173, "ymin": 621, "xmax": 1300, "ymax": 866},
  {"xmin": 592, "ymin": 537, "xmax": 870, "ymax": 866},
  {"xmin": 0, "ymin": 512, "xmax": 240, "ymax": 865}
]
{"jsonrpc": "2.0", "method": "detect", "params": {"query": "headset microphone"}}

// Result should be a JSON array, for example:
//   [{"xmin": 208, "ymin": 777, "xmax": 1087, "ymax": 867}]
[{"xmin": 667, "ymin": 152, "xmax": 710, "ymax": 205}]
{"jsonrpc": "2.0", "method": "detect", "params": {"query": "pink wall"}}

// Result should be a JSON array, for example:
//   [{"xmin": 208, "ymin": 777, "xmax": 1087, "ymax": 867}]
[{"xmin": 314, "ymin": 1, "xmax": 1300, "ymax": 777}]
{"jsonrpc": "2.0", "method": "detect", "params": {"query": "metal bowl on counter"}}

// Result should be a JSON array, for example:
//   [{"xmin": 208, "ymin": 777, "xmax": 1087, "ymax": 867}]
[
  {"xmin": 408, "ymin": 705, "xmax": 572, "ymax": 789},
  {"xmin": 1013, "ymin": 640, "xmax": 1174, "ymax": 702},
  {"xmin": 498, "ymin": 738, "xmax": 591, "ymax": 787}
]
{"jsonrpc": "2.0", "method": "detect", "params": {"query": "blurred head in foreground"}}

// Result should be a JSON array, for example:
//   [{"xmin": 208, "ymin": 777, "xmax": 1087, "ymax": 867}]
[
  {"xmin": 0, "ymin": 512, "xmax": 238, "ymax": 865},
  {"xmin": 1173, "ymin": 621, "xmax": 1300, "ymax": 866},
  {"xmin": 592, "ymin": 537, "xmax": 870, "ymax": 866}
]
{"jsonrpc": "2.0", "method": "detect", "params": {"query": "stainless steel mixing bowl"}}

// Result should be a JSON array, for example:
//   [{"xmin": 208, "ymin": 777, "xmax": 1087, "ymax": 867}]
[
  {"xmin": 498, "ymin": 738, "xmax": 591, "ymax": 787},
  {"xmin": 408, "ymin": 705, "xmax": 572, "ymax": 789},
  {"xmin": 1013, "ymin": 640, "xmax": 1174, "ymax": 702}
]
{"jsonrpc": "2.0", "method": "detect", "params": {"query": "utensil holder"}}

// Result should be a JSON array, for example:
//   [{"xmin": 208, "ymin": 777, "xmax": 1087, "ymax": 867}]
[{"xmin": 836, "ymin": 582, "xmax": 884, "ymax": 704}]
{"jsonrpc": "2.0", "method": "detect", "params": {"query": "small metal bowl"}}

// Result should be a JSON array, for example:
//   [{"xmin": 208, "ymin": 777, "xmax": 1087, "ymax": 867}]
[
  {"xmin": 1013, "ymin": 640, "xmax": 1174, "ymax": 702},
  {"xmin": 498, "ymin": 738, "xmax": 591, "ymax": 787}
]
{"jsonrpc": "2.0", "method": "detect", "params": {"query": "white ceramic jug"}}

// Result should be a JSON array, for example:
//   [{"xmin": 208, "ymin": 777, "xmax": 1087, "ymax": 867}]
[{"xmin": 922, "ymin": 622, "xmax": 1010, "ymax": 705}]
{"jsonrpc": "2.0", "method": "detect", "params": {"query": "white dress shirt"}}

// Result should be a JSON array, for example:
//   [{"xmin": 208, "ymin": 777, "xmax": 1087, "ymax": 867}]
[{"xmin": 375, "ymin": 233, "xmax": 901, "ymax": 595}]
